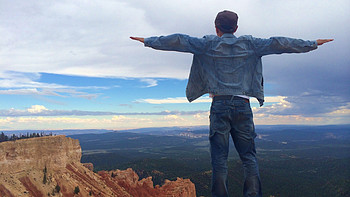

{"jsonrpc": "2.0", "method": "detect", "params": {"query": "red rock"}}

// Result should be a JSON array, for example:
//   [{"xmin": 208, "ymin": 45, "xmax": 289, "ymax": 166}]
[{"xmin": 0, "ymin": 136, "xmax": 196, "ymax": 197}]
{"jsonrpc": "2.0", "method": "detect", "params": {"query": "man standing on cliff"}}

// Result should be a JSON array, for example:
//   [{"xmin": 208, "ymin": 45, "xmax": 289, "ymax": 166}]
[{"xmin": 130, "ymin": 10, "xmax": 333, "ymax": 197}]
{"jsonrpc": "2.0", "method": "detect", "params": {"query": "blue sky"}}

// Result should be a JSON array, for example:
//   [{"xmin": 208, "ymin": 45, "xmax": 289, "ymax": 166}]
[{"xmin": 1, "ymin": 0, "xmax": 349, "ymax": 131}]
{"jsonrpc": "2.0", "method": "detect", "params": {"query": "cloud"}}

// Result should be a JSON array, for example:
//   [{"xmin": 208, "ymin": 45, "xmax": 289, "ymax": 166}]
[
  {"xmin": 137, "ymin": 96, "xmax": 211, "ymax": 104},
  {"xmin": 137, "ymin": 95, "xmax": 287, "ymax": 105},
  {"xmin": 1, "ymin": 102, "xmax": 349, "ymax": 130},
  {"xmin": 0, "ymin": 117, "xmax": 15, "ymax": 124},
  {"xmin": 327, "ymin": 103, "xmax": 350, "ymax": 116},
  {"xmin": 0, "ymin": 105, "xmax": 209, "ymax": 117},
  {"xmin": 0, "ymin": 71, "xmax": 103, "ymax": 99},
  {"xmin": 253, "ymin": 99, "xmax": 350, "ymax": 125},
  {"xmin": 0, "ymin": 87, "xmax": 100, "ymax": 99},
  {"xmin": 0, "ymin": 0, "xmax": 349, "ymax": 129},
  {"xmin": 0, "ymin": 105, "xmax": 115, "ymax": 117},
  {"xmin": 2, "ymin": 0, "xmax": 348, "ymax": 79},
  {"xmin": 112, "ymin": 115, "xmax": 130, "ymax": 121},
  {"xmin": 27, "ymin": 105, "xmax": 48, "ymax": 113},
  {"xmin": 253, "ymin": 114, "xmax": 326, "ymax": 125},
  {"xmin": 140, "ymin": 78, "xmax": 158, "ymax": 87},
  {"xmin": 161, "ymin": 115, "xmax": 184, "ymax": 121},
  {"xmin": 193, "ymin": 111, "xmax": 210, "ymax": 121},
  {"xmin": 255, "ymin": 94, "xmax": 349, "ymax": 116},
  {"xmin": 0, "ymin": 88, "xmax": 44, "ymax": 95}
]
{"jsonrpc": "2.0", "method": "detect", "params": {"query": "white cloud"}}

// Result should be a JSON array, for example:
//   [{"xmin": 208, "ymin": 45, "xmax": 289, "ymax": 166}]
[
  {"xmin": 138, "ymin": 95, "xmax": 288, "ymax": 105},
  {"xmin": 137, "ymin": 96, "xmax": 210, "ymax": 104},
  {"xmin": 1, "ymin": 0, "xmax": 348, "ymax": 79},
  {"xmin": 253, "ymin": 114, "xmax": 326, "ymax": 125},
  {"xmin": 27, "ymin": 105, "xmax": 48, "ymax": 113},
  {"xmin": 0, "ymin": 88, "xmax": 43, "ymax": 95},
  {"xmin": 1, "ymin": 103, "xmax": 349, "ymax": 130},
  {"xmin": 328, "ymin": 103, "xmax": 350, "ymax": 116},
  {"xmin": 0, "ymin": 116, "xmax": 155, "ymax": 130},
  {"xmin": 112, "ymin": 115, "xmax": 130, "ymax": 121},
  {"xmin": 140, "ymin": 78, "xmax": 158, "ymax": 88},
  {"xmin": 0, "ymin": 71, "xmax": 104, "ymax": 99},
  {"xmin": 0, "ymin": 0, "xmax": 349, "ymax": 129},
  {"xmin": 263, "ymin": 96, "xmax": 288, "ymax": 103},
  {"xmin": 0, "ymin": 117, "xmax": 15, "ymax": 124},
  {"xmin": 193, "ymin": 111, "xmax": 210, "ymax": 121},
  {"xmin": 161, "ymin": 115, "xmax": 183, "ymax": 121},
  {"xmin": 0, "ymin": 105, "xmax": 209, "ymax": 117}
]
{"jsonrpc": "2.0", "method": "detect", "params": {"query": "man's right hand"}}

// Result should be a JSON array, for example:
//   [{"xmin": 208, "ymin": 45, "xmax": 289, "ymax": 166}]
[
  {"xmin": 130, "ymin": 37, "xmax": 145, "ymax": 43},
  {"xmin": 316, "ymin": 39, "xmax": 334, "ymax": 46}
]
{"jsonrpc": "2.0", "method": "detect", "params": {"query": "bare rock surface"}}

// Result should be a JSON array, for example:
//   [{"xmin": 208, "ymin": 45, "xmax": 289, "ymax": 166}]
[{"xmin": 0, "ymin": 136, "xmax": 196, "ymax": 197}]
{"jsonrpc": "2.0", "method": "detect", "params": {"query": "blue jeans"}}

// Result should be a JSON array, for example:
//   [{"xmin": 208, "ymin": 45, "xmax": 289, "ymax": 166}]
[{"xmin": 209, "ymin": 97, "xmax": 262, "ymax": 197}]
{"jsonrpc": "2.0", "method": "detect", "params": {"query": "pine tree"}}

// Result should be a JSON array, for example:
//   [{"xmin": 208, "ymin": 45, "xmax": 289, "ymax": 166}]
[
  {"xmin": 43, "ymin": 173, "xmax": 47, "ymax": 184},
  {"xmin": 0, "ymin": 132, "xmax": 6, "ymax": 142},
  {"xmin": 74, "ymin": 186, "xmax": 80, "ymax": 194},
  {"xmin": 55, "ymin": 184, "xmax": 61, "ymax": 193},
  {"xmin": 43, "ymin": 166, "xmax": 48, "ymax": 184},
  {"xmin": 10, "ymin": 134, "xmax": 17, "ymax": 141}
]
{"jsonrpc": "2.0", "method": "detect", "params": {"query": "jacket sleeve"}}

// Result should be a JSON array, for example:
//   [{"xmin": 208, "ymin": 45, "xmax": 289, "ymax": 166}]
[
  {"xmin": 144, "ymin": 34, "xmax": 206, "ymax": 54},
  {"xmin": 251, "ymin": 36, "xmax": 318, "ymax": 56}
]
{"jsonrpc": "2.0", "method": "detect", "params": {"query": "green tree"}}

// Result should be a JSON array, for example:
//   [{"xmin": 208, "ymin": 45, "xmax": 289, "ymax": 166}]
[
  {"xmin": 43, "ymin": 166, "xmax": 48, "ymax": 184},
  {"xmin": 0, "ymin": 132, "xmax": 7, "ymax": 142},
  {"xmin": 55, "ymin": 184, "xmax": 61, "ymax": 193},
  {"xmin": 10, "ymin": 134, "xmax": 17, "ymax": 141},
  {"xmin": 43, "ymin": 173, "xmax": 47, "ymax": 184},
  {"xmin": 74, "ymin": 186, "xmax": 80, "ymax": 194}
]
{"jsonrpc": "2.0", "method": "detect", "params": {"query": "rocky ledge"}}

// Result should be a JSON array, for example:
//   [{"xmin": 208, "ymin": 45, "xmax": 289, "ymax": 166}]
[{"xmin": 0, "ymin": 135, "xmax": 196, "ymax": 197}]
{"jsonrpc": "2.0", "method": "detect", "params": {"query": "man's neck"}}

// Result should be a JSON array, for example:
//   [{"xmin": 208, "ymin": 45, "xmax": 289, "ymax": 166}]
[{"xmin": 217, "ymin": 32, "xmax": 234, "ymax": 37}]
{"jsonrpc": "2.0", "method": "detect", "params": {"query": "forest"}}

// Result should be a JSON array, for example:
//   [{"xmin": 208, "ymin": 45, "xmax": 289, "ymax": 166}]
[{"xmin": 0, "ymin": 132, "xmax": 53, "ymax": 143}]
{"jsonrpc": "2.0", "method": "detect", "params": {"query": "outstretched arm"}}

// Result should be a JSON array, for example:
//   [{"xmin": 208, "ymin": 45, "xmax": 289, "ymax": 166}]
[
  {"xmin": 253, "ymin": 37, "xmax": 334, "ymax": 56},
  {"xmin": 130, "ymin": 37, "xmax": 144, "ymax": 43},
  {"xmin": 316, "ymin": 39, "xmax": 334, "ymax": 46},
  {"xmin": 130, "ymin": 34, "xmax": 206, "ymax": 54}
]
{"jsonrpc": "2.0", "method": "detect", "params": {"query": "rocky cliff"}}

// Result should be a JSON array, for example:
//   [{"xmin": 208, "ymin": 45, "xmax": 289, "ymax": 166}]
[
  {"xmin": 0, "ymin": 135, "xmax": 196, "ymax": 197},
  {"xmin": 0, "ymin": 136, "xmax": 81, "ymax": 174}
]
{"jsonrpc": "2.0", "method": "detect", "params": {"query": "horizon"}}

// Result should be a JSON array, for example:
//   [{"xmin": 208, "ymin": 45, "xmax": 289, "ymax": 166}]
[
  {"xmin": 1, "ymin": 0, "xmax": 349, "ymax": 131},
  {"xmin": 2, "ymin": 124, "xmax": 350, "ymax": 136}
]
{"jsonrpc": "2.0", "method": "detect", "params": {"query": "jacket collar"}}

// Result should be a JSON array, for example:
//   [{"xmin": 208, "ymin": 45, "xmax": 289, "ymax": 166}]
[{"xmin": 221, "ymin": 33, "xmax": 236, "ymax": 38}]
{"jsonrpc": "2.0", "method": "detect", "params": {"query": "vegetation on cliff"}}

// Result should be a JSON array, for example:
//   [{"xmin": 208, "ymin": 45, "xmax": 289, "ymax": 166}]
[
  {"xmin": 0, "ymin": 135, "xmax": 196, "ymax": 197},
  {"xmin": 0, "ymin": 131, "xmax": 53, "ymax": 143}
]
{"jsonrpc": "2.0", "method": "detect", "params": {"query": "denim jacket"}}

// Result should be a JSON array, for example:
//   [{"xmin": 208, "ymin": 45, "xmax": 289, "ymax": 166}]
[{"xmin": 144, "ymin": 33, "xmax": 317, "ymax": 106}]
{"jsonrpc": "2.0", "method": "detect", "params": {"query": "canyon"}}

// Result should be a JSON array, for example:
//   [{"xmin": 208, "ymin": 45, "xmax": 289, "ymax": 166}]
[{"xmin": 0, "ymin": 135, "xmax": 196, "ymax": 197}]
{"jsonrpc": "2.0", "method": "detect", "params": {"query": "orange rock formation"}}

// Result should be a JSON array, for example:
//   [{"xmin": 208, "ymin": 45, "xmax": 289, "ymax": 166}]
[{"xmin": 0, "ymin": 135, "xmax": 196, "ymax": 197}]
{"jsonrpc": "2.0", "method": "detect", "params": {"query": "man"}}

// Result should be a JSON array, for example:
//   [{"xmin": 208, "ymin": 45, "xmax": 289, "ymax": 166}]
[{"xmin": 131, "ymin": 10, "xmax": 333, "ymax": 197}]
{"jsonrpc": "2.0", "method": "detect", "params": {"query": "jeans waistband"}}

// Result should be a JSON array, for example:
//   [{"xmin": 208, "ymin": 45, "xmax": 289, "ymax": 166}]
[{"xmin": 213, "ymin": 95, "xmax": 249, "ymax": 103}]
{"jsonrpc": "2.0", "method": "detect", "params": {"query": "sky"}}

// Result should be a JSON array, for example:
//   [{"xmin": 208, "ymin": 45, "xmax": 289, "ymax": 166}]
[{"xmin": 0, "ymin": 0, "xmax": 349, "ymax": 131}]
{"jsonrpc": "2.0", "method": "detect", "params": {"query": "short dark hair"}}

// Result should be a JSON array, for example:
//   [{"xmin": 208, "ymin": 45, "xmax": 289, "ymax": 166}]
[{"xmin": 215, "ymin": 10, "xmax": 238, "ymax": 33}]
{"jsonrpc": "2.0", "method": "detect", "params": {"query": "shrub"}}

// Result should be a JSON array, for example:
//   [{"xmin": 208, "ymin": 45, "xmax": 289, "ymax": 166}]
[
  {"xmin": 74, "ymin": 186, "xmax": 80, "ymax": 194},
  {"xmin": 55, "ymin": 184, "xmax": 61, "ymax": 193}
]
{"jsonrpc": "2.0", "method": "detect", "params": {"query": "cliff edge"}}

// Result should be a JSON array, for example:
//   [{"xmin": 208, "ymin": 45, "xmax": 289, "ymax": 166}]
[{"xmin": 0, "ymin": 135, "xmax": 196, "ymax": 197}]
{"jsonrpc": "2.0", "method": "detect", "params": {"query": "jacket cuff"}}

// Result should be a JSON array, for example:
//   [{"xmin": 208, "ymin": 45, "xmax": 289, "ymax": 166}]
[{"xmin": 144, "ymin": 37, "xmax": 152, "ymax": 47}]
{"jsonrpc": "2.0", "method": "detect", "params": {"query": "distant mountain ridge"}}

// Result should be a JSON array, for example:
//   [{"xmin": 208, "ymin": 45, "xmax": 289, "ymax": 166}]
[
  {"xmin": 3, "ymin": 124, "xmax": 349, "ymax": 137},
  {"xmin": 67, "ymin": 124, "xmax": 350, "ymax": 152}
]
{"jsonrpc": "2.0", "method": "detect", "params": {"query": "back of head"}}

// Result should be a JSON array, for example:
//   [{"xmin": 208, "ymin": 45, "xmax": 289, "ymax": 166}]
[{"xmin": 215, "ymin": 10, "xmax": 238, "ymax": 33}]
